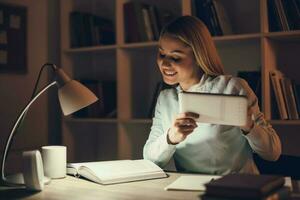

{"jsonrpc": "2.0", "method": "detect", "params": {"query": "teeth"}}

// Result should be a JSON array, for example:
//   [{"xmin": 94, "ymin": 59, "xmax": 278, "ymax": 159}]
[{"xmin": 164, "ymin": 70, "xmax": 176, "ymax": 76}]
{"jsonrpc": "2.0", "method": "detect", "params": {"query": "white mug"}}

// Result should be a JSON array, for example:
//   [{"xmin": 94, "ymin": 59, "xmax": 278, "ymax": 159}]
[{"xmin": 41, "ymin": 146, "xmax": 66, "ymax": 179}]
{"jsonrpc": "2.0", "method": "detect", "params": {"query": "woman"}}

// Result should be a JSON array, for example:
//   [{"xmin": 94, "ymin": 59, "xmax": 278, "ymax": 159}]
[{"xmin": 143, "ymin": 16, "xmax": 281, "ymax": 175}]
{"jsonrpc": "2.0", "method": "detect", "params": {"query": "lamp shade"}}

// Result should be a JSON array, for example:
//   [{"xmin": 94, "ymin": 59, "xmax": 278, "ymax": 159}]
[{"xmin": 58, "ymin": 80, "xmax": 98, "ymax": 116}]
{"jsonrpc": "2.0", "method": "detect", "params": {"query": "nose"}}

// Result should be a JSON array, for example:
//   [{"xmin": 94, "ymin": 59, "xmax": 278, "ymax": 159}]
[{"xmin": 161, "ymin": 58, "xmax": 171, "ymax": 67}]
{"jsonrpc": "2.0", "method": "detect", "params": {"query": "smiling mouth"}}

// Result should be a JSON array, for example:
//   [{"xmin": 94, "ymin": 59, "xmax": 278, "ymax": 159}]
[{"xmin": 163, "ymin": 70, "xmax": 177, "ymax": 76}]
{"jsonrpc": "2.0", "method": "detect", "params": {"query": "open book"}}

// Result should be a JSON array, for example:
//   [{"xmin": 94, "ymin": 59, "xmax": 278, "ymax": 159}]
[{"xmin": 67, "ymin": 159, "xmax": 167, "ymax": 185}]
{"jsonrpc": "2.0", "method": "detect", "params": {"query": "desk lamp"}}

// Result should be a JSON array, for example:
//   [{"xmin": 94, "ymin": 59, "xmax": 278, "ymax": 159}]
[{"xmin": 1, "ymin": 63, "xmax": 98, "ymax": 186}]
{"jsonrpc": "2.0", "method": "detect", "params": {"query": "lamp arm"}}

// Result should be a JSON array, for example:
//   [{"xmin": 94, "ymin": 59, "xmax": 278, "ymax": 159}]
[
  {"xmin": 1, "ymin": 81, "xmax": 57, "ymax": 184},
  {"xmin": 11, "ymin": 63, "xmax": 57, "ymax": 152}
]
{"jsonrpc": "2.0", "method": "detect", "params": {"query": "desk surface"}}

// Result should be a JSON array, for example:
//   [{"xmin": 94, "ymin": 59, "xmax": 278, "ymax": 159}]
[
  {"xmin": 2, "ymin": 173, "xmax": 300, "ymax": 200},
  {"xmin": 0, "ymin": 173, "xmax": 202, "ymax": 200}
]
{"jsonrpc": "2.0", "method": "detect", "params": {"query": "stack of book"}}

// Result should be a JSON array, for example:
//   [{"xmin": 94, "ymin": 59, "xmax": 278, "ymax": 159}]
[
  {"xmin": 201, "ymin": 173, "xmax": 290, "ymax": 200},
  {"xmin": 69, "ymin": 12, "xmax": 115, "ymax": 47},
  {"xmin": 270, "ymin": 70, "xmax": 300, "ymax": 120},
  {"xmin": 73, "ymin": 80, "xmax": 117, "ymax": 118},
  {"xmin": 268, "ymin": 0, "xmax": 300, "ymax": 32},
  {"xmin": 193, "ymin": 0, "xmax": 232, "ymax": 36},
  {"xmin": 123, "ymin": 2, "xmax": 175, "ymax": 43}
]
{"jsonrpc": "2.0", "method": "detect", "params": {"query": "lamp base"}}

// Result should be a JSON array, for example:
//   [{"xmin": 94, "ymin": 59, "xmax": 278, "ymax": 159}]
[{"xmin": 4, "ymin": 173, "xmax": 51, "ymax": 186}]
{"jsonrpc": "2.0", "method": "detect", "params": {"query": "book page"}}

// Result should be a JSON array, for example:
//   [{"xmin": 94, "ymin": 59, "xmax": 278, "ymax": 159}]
[
  {"xmin": 165, "ymin": 175, "xmax": 221, "ymax": 191},
  {"xmin": 67, "ymin": 163, "xmax": 82, "ymax": 177}
]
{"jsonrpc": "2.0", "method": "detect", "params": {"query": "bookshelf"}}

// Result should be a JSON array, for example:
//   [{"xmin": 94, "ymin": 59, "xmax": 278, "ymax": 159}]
[{"xmin": 60, "ymin": 0, "xmax": 300, "ymax": 162}]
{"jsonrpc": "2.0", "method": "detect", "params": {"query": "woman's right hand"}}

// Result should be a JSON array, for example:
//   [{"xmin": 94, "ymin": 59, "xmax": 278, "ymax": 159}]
[{"xmin": 167, "ymin": 112, "xmax": 199, "ymax": 144}]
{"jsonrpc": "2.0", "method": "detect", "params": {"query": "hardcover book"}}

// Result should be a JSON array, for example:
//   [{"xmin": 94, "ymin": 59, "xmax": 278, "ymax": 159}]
[
  {"xmin": 204, "ymin": 173, "xmax": 285, "ymax": 199},
  {"xmin": 201, "ymin": 186, "xmax": 290, "ymax": 200}
]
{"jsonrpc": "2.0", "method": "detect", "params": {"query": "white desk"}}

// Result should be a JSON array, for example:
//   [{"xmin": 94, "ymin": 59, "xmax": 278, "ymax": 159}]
[{"xmin": 0, "ymin": 173, "xmax": 201, "ymax": 200}]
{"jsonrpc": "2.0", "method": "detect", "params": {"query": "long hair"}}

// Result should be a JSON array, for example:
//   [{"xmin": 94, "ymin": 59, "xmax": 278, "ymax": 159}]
[{"xmin": 160, "ymin": 16, "xmax": 225, "ymax": 75}]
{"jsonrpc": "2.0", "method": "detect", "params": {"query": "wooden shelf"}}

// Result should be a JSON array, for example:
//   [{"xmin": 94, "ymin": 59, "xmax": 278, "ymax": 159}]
[
  {"xmin": 213, "ymin": 33, "xmax": 261, "ymax": 43},
  {"xmin": 269, "ymin": 120, "xmax": 300, "ymax": 125},
  {"xmin": 64, "ymin": 45, "xmax": 117, "ymax": 53},
  {"xmin": 121, "ymin": 119, "xmax": 152, "ymax": 124},
  {"xmin": 64, "ymin": 117, "xmax": 118, "ymax": 123},
  {"xmin": 265, "ymin": 30, "xmax": 300, "ymax": 40},
  {"xmin": 120, "ymin": 41, "xmax": 158, "ymax": 49}
]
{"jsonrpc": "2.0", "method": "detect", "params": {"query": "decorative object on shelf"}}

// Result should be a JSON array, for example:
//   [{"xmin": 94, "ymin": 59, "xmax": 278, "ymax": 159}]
[
  {"xmin": 0, "ymin": 63, "xmax": 98, "ymax": 187},
  {"xmin": 0, "ymin": 3, "xmax": 27, "ymax": 73}
]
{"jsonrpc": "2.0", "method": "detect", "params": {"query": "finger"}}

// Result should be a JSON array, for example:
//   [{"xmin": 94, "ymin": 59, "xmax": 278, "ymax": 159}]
[
  {"xmin": 180, "ymin": 129, "xmax": 194, "ymax": 135},
  {"xmin": 173, "ymin": 123, "xmax": 196, "ymax": 133},
  {"xmin": 177, "ymin": 124, "xmax": 197, "ymax": 132},
  {"xmin": 175, "ymin": 118, "xmax": 197, "ymax": 126},
  {"xmin": 175, "ymin": 122, "xmax": 197, "ymax": 130},
  {"xmin": 178, "ymin": 112, "xmax": 200, "ymax": 119}
]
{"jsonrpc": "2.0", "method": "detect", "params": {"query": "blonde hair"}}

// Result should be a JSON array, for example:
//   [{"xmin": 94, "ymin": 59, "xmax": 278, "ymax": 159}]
[{"xmin": 160, "ymin": 16, "xmax": 224, "ymax": 75}]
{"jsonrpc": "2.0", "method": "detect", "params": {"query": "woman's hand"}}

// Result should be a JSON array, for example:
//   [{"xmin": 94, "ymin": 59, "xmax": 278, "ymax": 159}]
[
  {"xmin": 240, "ymin": 107, "xmax": 255, "ymax": 135},
  {"xmin": 167, "ymin": 112, "xmax": 199, "ymax": 144}
]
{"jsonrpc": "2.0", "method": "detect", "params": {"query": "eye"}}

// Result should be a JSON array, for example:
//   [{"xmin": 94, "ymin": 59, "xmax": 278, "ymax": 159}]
[
  {"xmin": 158, "ymin": 53, "xmax": 165, "ymax": 58},
  {"xmin": 171, "ymin": 57, "xmax": 181, "ymax": 63}
]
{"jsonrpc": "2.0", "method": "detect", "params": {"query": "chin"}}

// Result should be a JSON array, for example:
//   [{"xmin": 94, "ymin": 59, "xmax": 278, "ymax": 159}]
[{"xmin": 163, "ymin": 78, "xmax": 177, "ymax": 86}]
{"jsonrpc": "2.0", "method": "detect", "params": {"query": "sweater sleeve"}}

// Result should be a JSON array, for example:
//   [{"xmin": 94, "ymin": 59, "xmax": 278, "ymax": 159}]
[
  {"xmin": 234, "ymin": 78, "xmax": 282, "ymax": 161},
  {"xmin": 143, "ymin": 92, "xmax": 176, "ymax": 168}
]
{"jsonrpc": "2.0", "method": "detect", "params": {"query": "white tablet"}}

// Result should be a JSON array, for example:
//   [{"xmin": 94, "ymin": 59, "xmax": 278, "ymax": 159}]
[{"xmin": 178, "ymin": 92, "xmax": 248, "ymax": 126}]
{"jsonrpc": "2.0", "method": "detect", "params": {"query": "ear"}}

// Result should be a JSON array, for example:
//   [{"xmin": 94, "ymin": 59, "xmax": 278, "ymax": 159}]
[{"xmin": 22, "ymin": 150, "xmax": 44, "ymax": 191}]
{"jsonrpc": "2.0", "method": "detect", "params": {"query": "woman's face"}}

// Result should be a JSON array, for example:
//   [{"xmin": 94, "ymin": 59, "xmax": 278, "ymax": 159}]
[{"xmin": 157, "ymin": 35, "xmax": 203, "ymax": 91}]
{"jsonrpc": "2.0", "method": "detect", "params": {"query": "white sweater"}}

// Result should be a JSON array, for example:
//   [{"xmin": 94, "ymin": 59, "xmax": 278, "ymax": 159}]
[{"xmin": 143, "ymin": 74, "xmax": 281, "ymax": 175}]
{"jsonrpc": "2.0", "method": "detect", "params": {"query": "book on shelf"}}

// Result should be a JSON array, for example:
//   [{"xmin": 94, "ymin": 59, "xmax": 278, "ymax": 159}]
[
  {"xmin": 204, "ymin": 173, "xmax": 286, "ymax": 199},
  {"xmin": 194, "ymin": 0, "xmax": 218, "ymax": 36},
  {"xmin": 267, "ymin": 0, "xmax": 300, "ymax": 32},
  {"xmin": 142, "ymin": 6, "xmax": 154, "ymax": 41},
  {"xmin": 270, "ymin": 70, "xmax": 288, "ymax": 120},
  {"xmin": 281, "ymin": 0, "xmax": 300, "ymax": 30},
  {"xmin": 194, "ymin": 0, "xmax": 231, "ymax": 36},
  {"xmin": 207, "ymin": 0, "xmax": 223, "ymax": 36},
  {"xmin": 280, "ymin": 77, "xmax": 299, "ymax": 119},
  {"xmin": 148, "ymin": 5, "xmax": 161, "ymax": 40},
  {"xmin": 211, "ymin": 0, "xmax": 232, "ymax": 35},
  {"xmin": 292, "ymin": 83, "xmax": 300, "ymax": 117},
  {"xmin": 69, "ymin": 12, "xmax": 115, "ymax": 48},
  {"xmin": 267, "ymin": 0, "xmax": 282, "ymax": 32},
  {"xmin": 274, "ymin": 0, "xmax": 289, "ymax": 31},
  {"xmin": 123, "ymin": 2, "xmax": 169, "ymax": 42},
  {"xmin": 124, "ymin": 1, "xmax": 148, "ymax": 42},
  {"xmin": 72, "ymin": 79, "xmax": 104, "ymax": 118},
  {"xmin": 67, "ymin": 159, "xmax": 167, "ymax": 185},
  {"xmin": 73, "ymin": 80, "xmax": 116, "ymax": 118}
]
